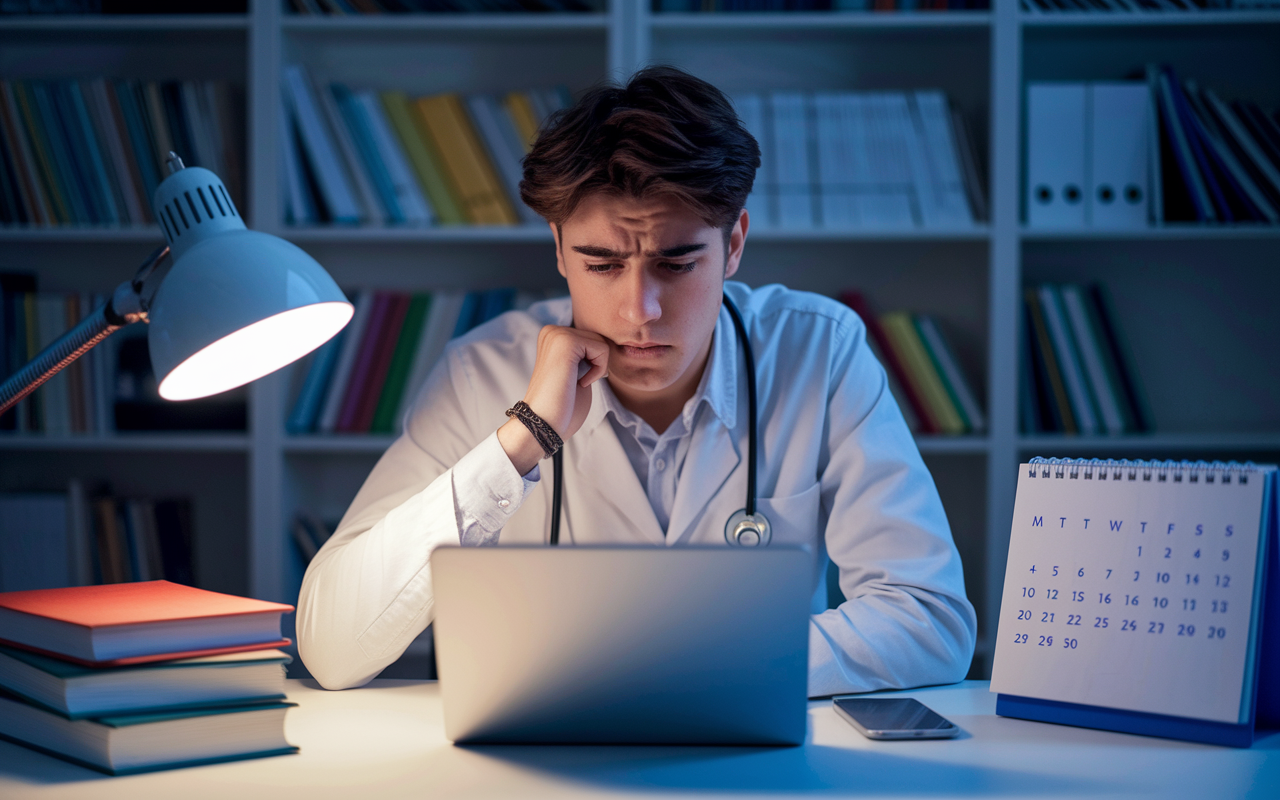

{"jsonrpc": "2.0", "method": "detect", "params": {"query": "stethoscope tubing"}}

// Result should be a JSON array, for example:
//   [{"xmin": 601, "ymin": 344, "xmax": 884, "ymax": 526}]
[{"xmin": 549, "ymin": 293, "xmax": 758, "ymax": 546}]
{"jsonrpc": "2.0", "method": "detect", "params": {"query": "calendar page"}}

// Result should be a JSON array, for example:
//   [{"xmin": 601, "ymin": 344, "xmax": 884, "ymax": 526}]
[{"xmin": 990, "ymin": 460, "xmax": 1273, "ymax": 725}]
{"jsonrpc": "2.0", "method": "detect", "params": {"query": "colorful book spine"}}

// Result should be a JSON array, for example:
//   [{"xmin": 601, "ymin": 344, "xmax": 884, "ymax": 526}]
[
  {"xmin": 880, "ymin": 312, "xmax": 966, "ymax": 435},
  {"xmin": 370, "ymin": 293, "xmax": 430, "ymax": 434},
  {"xmin": 413, "ymin": 93, "xmax": 518, "ymax": 225},
  {"xmin": 350, "ymin": 292, "xmax": 411, "ymax": 433},
  {"xmin": 335, "ymin": 291, "xmax": 393, "ymax": 432},
  {"xmin": 838, "ymin": 291, "xmax": 937, "ymax": 434}
]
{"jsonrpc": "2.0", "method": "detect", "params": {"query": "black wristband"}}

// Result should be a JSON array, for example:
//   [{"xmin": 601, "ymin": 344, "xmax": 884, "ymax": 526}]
[{"xmin": 505, "ymin": 401, "xmax": 563, "ymax": 458}]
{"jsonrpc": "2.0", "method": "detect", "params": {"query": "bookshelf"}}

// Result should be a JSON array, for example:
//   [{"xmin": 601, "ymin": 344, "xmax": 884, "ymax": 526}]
[{"xmin": 3, "ymin": 0, "xmax": 1280, "ymax": 678}]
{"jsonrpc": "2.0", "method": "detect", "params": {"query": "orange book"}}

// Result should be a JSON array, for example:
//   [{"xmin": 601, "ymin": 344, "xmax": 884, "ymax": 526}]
[
  {"xmin": 0, "ymin": 581, "xmax": 293, "ymax": 667},
  {"xmin": 413, "ymin": 93, "xmax": 518, "ymax": 225}
]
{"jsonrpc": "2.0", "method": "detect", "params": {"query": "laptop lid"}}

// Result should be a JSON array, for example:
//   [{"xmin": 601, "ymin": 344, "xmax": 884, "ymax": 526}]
[{"xmin": 431, "ymin": 546, "xmax": 811, "ymax": 745}]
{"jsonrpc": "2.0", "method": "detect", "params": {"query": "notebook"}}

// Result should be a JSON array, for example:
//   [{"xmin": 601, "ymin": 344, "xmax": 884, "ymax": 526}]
[{"xmin": 991, "ymin": 458, "xmax": 1279, "ymax": 747}]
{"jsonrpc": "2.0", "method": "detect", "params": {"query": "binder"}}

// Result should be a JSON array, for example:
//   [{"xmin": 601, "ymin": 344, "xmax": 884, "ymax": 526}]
[
  {"xmin": 1088, "ymin": 83, "xmax": 1149, "ymax": 229},
  {"xmin": 1027, "ymin": 83, "xmax": 1087, "ymax": 228}
]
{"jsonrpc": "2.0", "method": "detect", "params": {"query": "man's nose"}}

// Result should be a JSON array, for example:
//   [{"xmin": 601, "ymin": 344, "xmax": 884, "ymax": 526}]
[{"xmin": 620, "ymin": 268, "xmax": 662, "ymax": 327}]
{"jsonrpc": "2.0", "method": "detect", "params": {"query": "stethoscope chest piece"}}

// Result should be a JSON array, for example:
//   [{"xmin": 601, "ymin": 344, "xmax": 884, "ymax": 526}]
[{"xmin": 725, "ymin": 508, "xmax": 771, "ymax": 547}]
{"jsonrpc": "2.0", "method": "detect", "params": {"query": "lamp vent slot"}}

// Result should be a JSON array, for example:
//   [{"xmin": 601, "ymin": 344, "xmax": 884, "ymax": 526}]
[
  {"xmin": 197, "ymin": 186, "xmax": 216, "ymax": 218},
  {"xmin": 185, "ymin": 191, "xmax": 201, "ymax": 223},
  {"xmin": 173, "ymin": 199, "xmax": 189, "ymax": 229},
  {"xmin": 159, "ymin": 212, "xmax": 174, "ymax": 242},
  {"xmin": 165, "ymin": 205, "xmax": 182, "ymax": 236},
  {"xmin": 209, "ymin": 184, "xmax": 226, "ymax": 216},
  {"xmin": 219, "ymin": 184, "xmax": 238, "ymax": 217}
]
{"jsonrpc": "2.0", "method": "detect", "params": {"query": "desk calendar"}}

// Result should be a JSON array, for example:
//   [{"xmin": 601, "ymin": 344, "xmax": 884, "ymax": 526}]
[{"xmin": 990, "ymin": 458, "xmax": 1279, "ymax": 747}]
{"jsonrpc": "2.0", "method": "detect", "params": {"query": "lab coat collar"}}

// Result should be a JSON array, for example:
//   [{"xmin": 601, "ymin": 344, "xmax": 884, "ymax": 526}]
[{"xmin": 582, "ymin": 303, "xmax": 738, "ymax": 436}]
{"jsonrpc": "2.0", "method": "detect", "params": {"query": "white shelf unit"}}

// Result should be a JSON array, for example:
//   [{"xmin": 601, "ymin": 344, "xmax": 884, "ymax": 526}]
[{"xmin": 3, "ymin": 2, "xmax": 1279, "ymax": 678}]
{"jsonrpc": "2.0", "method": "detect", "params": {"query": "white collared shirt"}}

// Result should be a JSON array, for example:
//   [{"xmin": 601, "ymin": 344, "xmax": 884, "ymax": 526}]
[{"xmin": 297, "ymin": 282, "xmax": 977, "ymax": 697}]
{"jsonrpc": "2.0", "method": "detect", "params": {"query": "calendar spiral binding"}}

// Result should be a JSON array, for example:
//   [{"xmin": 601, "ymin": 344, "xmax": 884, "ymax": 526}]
[{"xmin": 1026, "ymin": 457, "xmax": 1267, "ymax": 486}]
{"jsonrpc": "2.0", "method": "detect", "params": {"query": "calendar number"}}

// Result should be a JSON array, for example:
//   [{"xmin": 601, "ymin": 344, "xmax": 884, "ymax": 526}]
[
  {"xmin": 1211, "ymin": 600, "xmax": 1228, "ymax": 614},
  {"xmin": 1042, "ymin": 612, "xmax": 1055, "ymax": 623},
  {"xmin": 1183, "ymin": 598, "xmax": 1196, "ymax": 611},
  {"xmin": 1022, "ymin": 587, "xmax": 1035, "ymax": 598},
  {"xmin": 1155, "ymin": 572, "xmax": 1170, "ymax": 584},
  {"xmin": 1098, "ymin": 593, "xmax": 1111, "ymax": 604},
  {"xmin": 1222, "ymin": 549, "xmax": 1230, "ymax": 562},
  {"xmin": 1124, "ymin": 594, "xmax": 1139, "ymax": 606},
  {"xmin": 1017, "ymin": 609, "xmax": 1032, "ymax": 620},
  {"xmin": 1052, "ymin": 566, "xmax": 1059, "ymax": 576},
  {"xmin": 1094, "ymin": 617, "xmax": 1109, "ymax": 628},
  {"xmin": 1164, "ymin": 547, "xmax": 1172, "ymax": 559},
  {"xmin": 1207, "ymin": 627, "xmax": 1226, "ymax": 639},
  {"xmin": 1067, "ymin": 614, "xmax": 1082, "ymax": 626},
  {"xmin": 1153, "ymin": 596, "xmax": 1169, "ymax": 608},
  {"xmin": 1029, "ymin": 565, "xmax": 1036, "ymax": 574},
  {"xmin": 1185, "ymin": 574, "xmax": 1199, "ymax": 585},
  {"xmin": 1149, "ymin": 622, "xmax": 1164, "ymax": 634},
  {"xmin": 1046, "ymin": 589, "xmax": 1059, "ymax": 600},
  {"xmin": 1038, "ymin": 636, "xmax": 1054, "ymax": 647},
  {"xmin": 1178, "ymin": 624, "xmax": 1195, "ymax": 637},
  {"xmin": 1216, "ymin": 575, "xmax": 1231, "ymax": 588},
  {"xmin": 1071, "ymin": 591, "xmax": 1085, "ymax": 602},
  {"xmin": 1133, "ymin": 571, "xmax": 1140, "ymax": 582},
  {"xmin": 1014, "ymin": 633, "xmax": 1028, "ymax": 644},
  {"xmin": 1077, "ymin": 568, "xmax": 1085, "ymax": 577},
  {"xmin": 1193, "ymin": 549, "xmax": 1201, "ymax": 559},
  {"xmin": 1121, "ymin": 619, "xmax": 1137, "ymax": 631},
  {"xmin": 1063, "ymin": 638, "xmax": 1078, "ymax": 649}
]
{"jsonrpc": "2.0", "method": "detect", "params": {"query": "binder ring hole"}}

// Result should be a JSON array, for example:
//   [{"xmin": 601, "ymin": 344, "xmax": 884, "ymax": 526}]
[
  {"xmin": 1063, "ymin": 185, "xmax": 1082, "ymax": 204},
  {"xmin": 1097, "ymin": 185, "xmax": 1115, "ymax": 204},
  {"xmin": 1034, "ymin": 185, "xmax": 1053, "ymax": 205},
  {"xmin": 1125, "ymin": 185, "xmax": 1143, "ymax": 204}
]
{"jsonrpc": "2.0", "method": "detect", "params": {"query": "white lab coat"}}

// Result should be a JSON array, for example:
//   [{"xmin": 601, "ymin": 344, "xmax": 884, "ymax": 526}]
[{"xmin": 297, "ymin": 282, "xmax": 977, "ymax": 695}]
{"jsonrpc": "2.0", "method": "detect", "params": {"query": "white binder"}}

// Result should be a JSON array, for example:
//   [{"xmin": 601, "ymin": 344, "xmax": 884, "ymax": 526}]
[
  {"xmin": 1089, "ymin": 83, "xmax": 1150, "ymax": 229},
  {"xmin": 1027, "ymin": 83, "xmax": 1087, "ymax": 228},
  {"xmin": 769, "ymin": 92, "xmax": 816, "ymax": 230},
  {"xmin": 731, "ymin": 93, "xmax": 775, "ymax": 229}
]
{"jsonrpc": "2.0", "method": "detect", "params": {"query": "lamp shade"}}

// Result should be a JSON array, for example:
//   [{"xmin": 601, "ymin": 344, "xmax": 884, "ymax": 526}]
[{"xmin": 147, "ymin": 164, "xmax": 352, "ymax": 401}]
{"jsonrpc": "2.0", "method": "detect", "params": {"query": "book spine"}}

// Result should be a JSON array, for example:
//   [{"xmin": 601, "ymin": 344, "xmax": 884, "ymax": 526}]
[
  {"xmin": 113, "ymin": 80, "xmax": 162, "ymax": 205},
  {"xmin": 1087, "ymin": 283, "xmax": 1152, "ymax": 433},
  {"xmin": 356, "ymin": 91, "xmax": 433, "ymax": 225},
  {"xmin": 414, "ymin": 94, "xmax": 517, "ymax": 225},
  {"xmin": 1023, "ymin": 287, "xmax": 1077, "ymax": 435},
  {"xmin": 916, "ymin": 314, "xmax": 985, "ymax": 433},
  {"xmin": 330, "ymin": 82, "xmax": 404, "ymax": 224},
  {"xmin": 369, "ymin": 292, "xmax": 430, "ymax": 434},
  {"xmin": 466, "ymin": 94, "xmax": 538, "ymax": 225},
  {"xmin": 1152, "ymin": 66, "xmax": 1213, "ymax": 222},
  {"xmin": 881, "ymin": 312, "xmax": 965, "ymax": 434},
  {"xmin": 838, "ymin": 291, "xmax": 937, "ymax": 433},
  {"xmin": 380, "ymin": 90, "xmax": 466, "ymax": 226},
  {"xmin": 1038, "ymin": 284, "xmax": 1099, "ymax": 436},
  {"xmin": 317, "ymin": 290, "xmax": 374, "ymax": 434},
  {"xmin": 1060, "ymin": 284, "xmax": 1125, "ymax": 436},
  {"xmin": 286, "ymin": 330, "xmax": 345, "ymax": 435},
  {"xmin": 0, "ymin": 81, "xmax": 50, "ymax": 225},
  {"xmin": 351, "ymin": 292, "xmax": 411, "ymax": 433},
  {"xmin": 13, "ymin": 81, "xmax": 74, "ymax": 224},
  {"xmin": 336, "ymin": 291, "xmax": 392, "ymax": 432},
  {"xmin": 282, "ymin": 66, "xmax": 361, "ymax": 224}
]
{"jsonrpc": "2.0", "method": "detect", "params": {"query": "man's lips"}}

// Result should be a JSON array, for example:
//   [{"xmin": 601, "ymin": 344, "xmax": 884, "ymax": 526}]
[{"xmin": 615, "ymin": 342, "xmax": 672, "ymax": 359}]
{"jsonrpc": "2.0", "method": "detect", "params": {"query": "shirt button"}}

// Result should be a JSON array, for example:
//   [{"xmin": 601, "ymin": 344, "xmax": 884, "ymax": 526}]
[
  {"xmin": 655, "ymin": 459, "xmax": 666, "ymax": 472},
  {"xmin": 497, "ymin": 499, "xmax": 510, "ymax": 509}
]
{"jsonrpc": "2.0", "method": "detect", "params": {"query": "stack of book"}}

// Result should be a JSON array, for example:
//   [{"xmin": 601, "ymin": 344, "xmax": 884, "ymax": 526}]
[
  {"xmin": 287, "ymin": 0, "xmax": 596, "ymax": 12},
  {"xmin": 0, "ymin": 78, "xmax": 243, "ymax": 228},
  {"xmin": 1021, "ymin": 283, "xmax": 1150, "ymax": 437},
  {"xmin": 0, "ymin": 483, "xmax": 195, "ymax": 594},
  {"xmin": 733, "ymin": 90, "xmax": 985, "ymax": 231},
  {"xmin": 287, "ymin": 286, "xmax": 555, "ymax": 435},
  {"xmin": 840, "ymin": 291, "xmax": 985, "ymax": 436},
  {"xmin": 0, "ymin": 581, "xmax": 297, "ymax": 775},
  {"xmin": 0, "ymin": 275, "xmax": 247, "ymax": 434},
  {"xmin": 281, "ymin": 65, "xmax": 571, "ymax": 227}
]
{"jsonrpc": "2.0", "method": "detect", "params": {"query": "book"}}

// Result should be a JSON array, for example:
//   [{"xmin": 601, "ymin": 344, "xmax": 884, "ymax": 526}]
[
  {"xmin": 370, "ymin": 292, "xmax": 430, "ymax": 434},
  {"xmin": 335, "ymin": 291, "xmax": 393, "ymax": 432},
  {"xmin": 0, "ymin": 643, "xmax": 289, "ymax": 719},
  {"xmin": 282, "ymin": 65, "xmax": 361, "ymax": 225},
  {"xmin": 914, "ymin": 315, "xmax": 984, "ymax": 433},
  {"xmin": 992, "ymin": 458, "xmax": 1279, "ymax": 747},
  {"xmin": 1023, "ymin": 287, "xmax": 1076, "ymax": 435},
  {"xmin": 0, "ymin": 581, "xmax": 292, "ymax": 666},
  {"xmin": 356, "ymin": 90, "xmax": 434, "ymax": 225},
  {"xmin": 350, "ymin": 291, "xmax": 411, "ymax": 432},
  {"xmin": 880, "ymin": 312, "xmax": 965, "ymax": 434},
  {"xmin": 0, "ymin": 689, "xmax": 297, "ymax": 775},
  {"xmin": 317, "ymin": 289, "xmax": 374, "ymax": 433},
  {"xmin": 1037, "ymin": 285, "xmax": 1099, "ymax": 436},
  {"xmin": 380, "ymin": 90, "xmax": 466, "ymax": 226},
  {"xmin": 838, "ymin": 291, "xmax": 936, "ymax": 434},
  {"xmin": 286, "ymin": 328, "xmax": 345, "ymax": 434},
  {"xmin": 414, "ymin": 93, "xmax": 518, "ymax": 225}
]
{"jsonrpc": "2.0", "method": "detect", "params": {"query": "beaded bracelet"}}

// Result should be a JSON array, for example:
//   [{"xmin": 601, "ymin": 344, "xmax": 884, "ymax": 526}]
[{"xmin": 505, "ymin": 401, "xmax": 563, "ymax": 458}]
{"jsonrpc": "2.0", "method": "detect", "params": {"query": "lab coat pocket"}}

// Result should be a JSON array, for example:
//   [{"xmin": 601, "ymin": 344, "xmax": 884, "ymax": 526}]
[{"xmin": 755, "ymin": 482, "xmax": 822, "ymax": 548}]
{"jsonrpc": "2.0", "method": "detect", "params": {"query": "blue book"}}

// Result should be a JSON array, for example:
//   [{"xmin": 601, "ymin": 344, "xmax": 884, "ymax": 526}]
[
  {"xmin": 1164, "ymin": 68, "xmax": 1234, "ymax": 223},
  {"xmin": 286, "ymin": 330, "xmax": 345, "ymax": 435},
  {"xmin": 329, "ymin": 82, "xmax": 404, "ymax": 224},
  {"xmin": 113, "ymin": 79, "xmax": 162, "ymax": 205},
  {"xmin": 28, "ymin": 82, "xmax": 91, "ymax": 224},
  {"xmin": 65, "ymin": 82, "xmax": 121, "ymax": 226},
  {"xmin": 52, "ymin": 81, "xmax": 112, "ymax": 226},
  {"xmin": 451, "ymin": 291, "xmax": 481, "ymax": 339}
]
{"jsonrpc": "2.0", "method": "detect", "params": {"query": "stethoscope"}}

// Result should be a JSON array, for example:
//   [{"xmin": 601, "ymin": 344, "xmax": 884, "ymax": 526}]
[{"xmin": 549, "ymin": 293, "xmax": 770, "ymax": 547}]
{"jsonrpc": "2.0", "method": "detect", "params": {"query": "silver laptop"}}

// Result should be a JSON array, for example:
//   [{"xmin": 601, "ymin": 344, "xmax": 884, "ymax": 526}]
[{"xmin": 431, "ymin": 546, "xmax": 811, "ymax": 745}]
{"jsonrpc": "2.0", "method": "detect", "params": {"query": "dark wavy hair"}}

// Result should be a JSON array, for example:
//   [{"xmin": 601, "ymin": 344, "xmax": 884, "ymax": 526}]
[{"xmin": 519, "ymin": 66, "xmax": 761, "ymax": 236}]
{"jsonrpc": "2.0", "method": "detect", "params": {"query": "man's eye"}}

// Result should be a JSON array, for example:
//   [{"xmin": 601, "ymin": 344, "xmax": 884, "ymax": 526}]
[
  {"xmin": 585, "ymin": 263, "xmax": 618, "ymax": 273},
  {"xmin": 663, "ymin": 261, "xmax": 696, "ymax": 274}
]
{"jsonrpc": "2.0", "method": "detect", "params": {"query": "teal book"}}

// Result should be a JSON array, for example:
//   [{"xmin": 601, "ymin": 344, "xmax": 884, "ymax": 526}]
[
  {"xmin": 0, "ymin": 643, "xmax": 291, "ymax": 720},
  {"xmin": 28, "ymin": 82, "xmax": 90, "ymax": 224},
  {"xmin": 0, "ymin": 688, "xmax": 297, "ymax": 775},
  {"xmin": 50, "ymin": 82, "xmax": 111, "ymax": 226},
  {"xmin": 112, "ymin": 79, "xmax": 162, "ymax": 204},
  {"xmin": 66, "ymin": 82, "xmax": 121, "ymax": 226},
  {"xmin": 330, "ymin": 82, "xmax": 404, "ymax": 224},
  {"xmin": 286, "ymin": 329, "xmax": 346, "ymax": 435}
]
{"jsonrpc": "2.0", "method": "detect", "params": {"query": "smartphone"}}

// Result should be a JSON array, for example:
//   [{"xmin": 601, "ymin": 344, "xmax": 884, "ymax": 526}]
[{"xmin": 833, "ymin": 697, "xmax": 960, "ymax": 740}]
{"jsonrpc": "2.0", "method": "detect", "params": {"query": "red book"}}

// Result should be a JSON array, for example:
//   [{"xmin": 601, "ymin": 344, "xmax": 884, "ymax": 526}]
[
  {"xmin": 0, "ymin": 581, "xmax": 293, "ymax": 667},
  {"xmin": 336, "ymin": 291, "xmax": 392, "ymax": 432},
  {"xmin": 350, "ymin": 292, "xmax": 411, "ymax": 433},
  {"xmin": 838, "ymin": 291, "xmax": 938, "ymax": 434}
]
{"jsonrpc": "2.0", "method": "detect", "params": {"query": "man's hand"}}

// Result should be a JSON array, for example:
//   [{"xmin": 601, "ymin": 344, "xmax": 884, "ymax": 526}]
[{"xmin": 497, "ymin": 325, "xmax": 610, "ymax": 475}]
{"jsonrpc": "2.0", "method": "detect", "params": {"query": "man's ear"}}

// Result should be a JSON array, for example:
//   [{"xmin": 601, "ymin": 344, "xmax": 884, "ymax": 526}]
[
  {"xmin": 724, "ymin": 208, "xmax": 749, "ymax": 280},
  {"xmin": 552, "ymin": 222, "xmax": 567, "ymax": 279}
]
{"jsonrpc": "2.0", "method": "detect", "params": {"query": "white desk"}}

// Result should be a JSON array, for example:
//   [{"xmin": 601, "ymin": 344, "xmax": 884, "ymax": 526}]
[{"xmin": 0, "ymin": 680, "xmax": 1276, "ymax": 799}]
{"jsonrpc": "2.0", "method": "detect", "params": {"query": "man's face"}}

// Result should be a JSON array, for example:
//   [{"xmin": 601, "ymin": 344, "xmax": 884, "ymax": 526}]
[{"xmin": 554, "ymin": 193, "xmax": 747, "ymax": 401}]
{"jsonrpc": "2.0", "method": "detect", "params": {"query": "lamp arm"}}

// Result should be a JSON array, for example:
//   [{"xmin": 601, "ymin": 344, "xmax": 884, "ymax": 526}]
[{"xmin": 0, "ymin": 245, "xmax": 169, "ymax": 419}]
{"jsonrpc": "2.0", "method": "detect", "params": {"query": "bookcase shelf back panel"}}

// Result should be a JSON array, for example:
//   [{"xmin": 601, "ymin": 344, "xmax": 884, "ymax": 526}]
[
  {"xmin": 0, "ymin": 450, "xmax": 248, "ymax": 598},
  {"xmin": 923, "ymin": 453, "xmax": 989, "ymax": 643},
  {"xmin": 292, "ymin": 241, "xmax": 566, "ymax": 292},
  {"xmin": 284, "ymin": 453, "xmax": 382, "ymax": 529},
  {"xmin": 0, "ymin": 30, "xmax": 247, "ymax": 83},
  {"xmin": 1023, "ymin": 244, "xmax": 1280, "ymax": 435},
  {"xmin": 283, "ymin": 30, "xmax": 607, "ymax": 97},
  {"xmin": 1023, "ymin": 26, "xmax": 1280, "ymax": 109}
]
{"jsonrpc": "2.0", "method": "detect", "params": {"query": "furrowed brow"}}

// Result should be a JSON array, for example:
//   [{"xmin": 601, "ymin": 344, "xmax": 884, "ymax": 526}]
[
  {"xmin": 572, "ymin": 245, "xmax": 631, "ymax": 258},
  {"xmin": 645, "ymin": 243, "xmax": 706, "ymax": 259}
]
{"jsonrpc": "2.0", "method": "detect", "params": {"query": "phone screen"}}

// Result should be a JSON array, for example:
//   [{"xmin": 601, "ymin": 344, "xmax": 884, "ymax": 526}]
[{"xmin": 833, "ymin": 698, "xmax": 959, "ymax": 738}]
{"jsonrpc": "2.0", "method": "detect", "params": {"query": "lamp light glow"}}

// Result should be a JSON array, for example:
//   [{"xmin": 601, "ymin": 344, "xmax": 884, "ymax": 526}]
[{"xmin": 159, "ymin": 301, "xmax": 353, "ymax": 401}]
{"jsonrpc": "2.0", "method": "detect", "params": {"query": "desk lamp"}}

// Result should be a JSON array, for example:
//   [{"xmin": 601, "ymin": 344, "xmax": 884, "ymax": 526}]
[{"xmin": 0, "ymin": 154, "xmax": 353, "ymax": 417}]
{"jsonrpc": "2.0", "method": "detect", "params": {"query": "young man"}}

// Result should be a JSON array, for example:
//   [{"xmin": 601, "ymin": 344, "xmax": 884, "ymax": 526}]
[{"xmin": 297, "ymin": 66, "xmax": 976, "ymax": 695}]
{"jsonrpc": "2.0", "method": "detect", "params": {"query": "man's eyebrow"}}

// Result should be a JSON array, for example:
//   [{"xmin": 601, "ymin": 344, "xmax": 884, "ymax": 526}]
[{"xmin": 570, "ymin": 243, "xmax": 708, "ymax": 260}]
